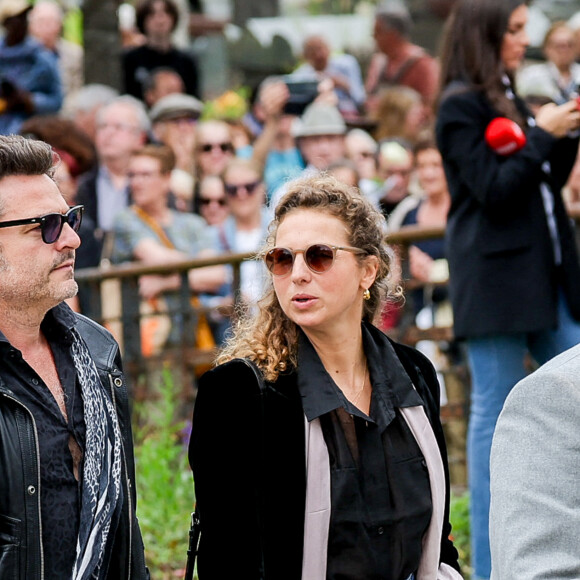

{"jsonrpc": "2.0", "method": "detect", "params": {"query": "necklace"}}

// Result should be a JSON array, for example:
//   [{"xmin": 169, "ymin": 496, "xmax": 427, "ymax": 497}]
[{"xmin": 350, "ymin": 364, "xmax": 369, "ymax": 407}]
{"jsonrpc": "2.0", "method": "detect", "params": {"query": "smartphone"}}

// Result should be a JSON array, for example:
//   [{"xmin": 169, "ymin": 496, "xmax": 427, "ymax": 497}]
[{"xmin": 283, "ymin": 77, "xmax": 319, "ymax": 116}]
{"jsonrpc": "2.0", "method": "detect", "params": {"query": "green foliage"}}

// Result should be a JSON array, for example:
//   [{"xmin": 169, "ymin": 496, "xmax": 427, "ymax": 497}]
[
  {"xmin": 449, "ymin": 491, "xmax": 472, "ymax": 579},
  {"xmin": 133, "ymin": 368, "xmax": 194, "ymax": 579}
]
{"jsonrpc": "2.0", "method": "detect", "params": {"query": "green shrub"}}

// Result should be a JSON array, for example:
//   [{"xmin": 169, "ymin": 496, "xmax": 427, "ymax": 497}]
[
  {"xmin": 133, "ymin": 368, "xmax": 194, "ymax": 579},
  {"xmin": 449, "ymin": 491, "xmax": 472, "ymax": 578}
]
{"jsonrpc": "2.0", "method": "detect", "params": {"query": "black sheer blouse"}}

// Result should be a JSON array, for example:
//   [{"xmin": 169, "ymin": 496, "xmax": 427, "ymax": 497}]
[{"xmin": 297, "ymin": 327, "xmax": 433, "ymax": 580}]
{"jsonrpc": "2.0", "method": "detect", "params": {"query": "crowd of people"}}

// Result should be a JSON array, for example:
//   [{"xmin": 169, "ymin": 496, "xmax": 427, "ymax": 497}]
[{"xmin": 2, "ymin": 0, "xmax": 580, "ymax": 578}]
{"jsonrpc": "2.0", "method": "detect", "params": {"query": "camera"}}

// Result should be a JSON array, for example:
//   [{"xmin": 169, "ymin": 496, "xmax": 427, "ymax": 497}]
[{"xmin": 283, "ymin": 77, "xmax": 319, "ymax": 116}]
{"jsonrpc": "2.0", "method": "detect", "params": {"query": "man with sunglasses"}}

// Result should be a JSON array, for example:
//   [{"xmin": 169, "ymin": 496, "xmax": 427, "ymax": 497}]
[{"xmin": 0, "ymin": 135, "xmax": 148, "ymax": 579}]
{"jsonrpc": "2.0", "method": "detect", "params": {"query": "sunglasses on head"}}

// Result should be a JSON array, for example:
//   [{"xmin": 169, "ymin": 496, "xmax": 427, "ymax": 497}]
[
  {"xmin": 264, "ymin": 244, "xmax": 366, "ymax": 277},
  {"xmin": 0, "ymin": 205, "xmax": 83, "ymax": 244},
  {"xmin": 199, "ymin": 142, "xmax": 234, "ymax": 154},
  {"xmin": 199, "ymin": 197, "xmax": 227, "ymax": 207},
  {"xmin": 224, "ymin": 179, "xmax": 262, "ymax": 197}
]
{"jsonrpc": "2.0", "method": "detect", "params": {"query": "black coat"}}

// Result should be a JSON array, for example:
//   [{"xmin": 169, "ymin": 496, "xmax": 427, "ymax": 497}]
[
  {"xmin": 436, "ymin": 86, "xmax": 580, "ymax": 339},
  {"xmin": 189, "ymin": 323, "xmax": 460, "ymax": 578}
]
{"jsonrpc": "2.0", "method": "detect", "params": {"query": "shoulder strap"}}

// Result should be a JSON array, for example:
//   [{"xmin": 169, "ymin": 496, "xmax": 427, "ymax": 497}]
[{"xmin": 131, "ymin": 205, "xmax": 175, "ymax": 249}]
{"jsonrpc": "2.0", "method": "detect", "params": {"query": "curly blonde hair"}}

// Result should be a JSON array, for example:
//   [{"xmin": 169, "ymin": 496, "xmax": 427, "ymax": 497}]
[{"xmin": 216, "ymin": 174, "xmax": 399, "ymax": 381}]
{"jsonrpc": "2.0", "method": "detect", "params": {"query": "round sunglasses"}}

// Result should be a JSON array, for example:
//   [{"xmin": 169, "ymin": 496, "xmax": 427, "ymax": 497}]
[
  {"xmin": 264, "ymin": 244, "xmax": 366, "ymax": 277},
  {"xmin": 0, "ymin": 205, "xmax": 83, "ymax": 244}
]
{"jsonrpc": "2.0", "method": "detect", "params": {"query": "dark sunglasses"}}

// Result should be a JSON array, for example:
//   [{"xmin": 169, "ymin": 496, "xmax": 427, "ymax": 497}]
[
  {"xmin": 199, "ymin": 197, "xmax": 227, "ymax": 207},
  {"xmin": 264, "ymin": 244, "xmax": 366, "ymax": 277},
  {"xmin": 224, "ymin": 179, "xmax": 262, "ymax": 197},
  {"xmin": 198, "ymin": 142, "xmax": 234, "ymax": 154},
  {"xmin": 0, "ymin": 205, "xmax": 83, "ymax": 244}
]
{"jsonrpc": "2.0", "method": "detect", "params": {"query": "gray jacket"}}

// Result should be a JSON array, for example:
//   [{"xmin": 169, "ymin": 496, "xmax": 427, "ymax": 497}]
[{"xmin": 490, "ymin": 343, "xmax": 580, "ymax": 579}]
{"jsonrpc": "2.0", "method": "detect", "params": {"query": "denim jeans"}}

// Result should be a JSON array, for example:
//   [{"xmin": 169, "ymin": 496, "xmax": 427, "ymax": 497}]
[{"xmin": 466, "ymin": 290, "xmax": 580, "ymax": 579}]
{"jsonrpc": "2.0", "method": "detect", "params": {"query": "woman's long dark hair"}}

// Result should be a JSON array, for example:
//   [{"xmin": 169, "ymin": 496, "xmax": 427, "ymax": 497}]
[{"xmin": 437, "ymin": 0, "xmax": 530, "ymax": 125}]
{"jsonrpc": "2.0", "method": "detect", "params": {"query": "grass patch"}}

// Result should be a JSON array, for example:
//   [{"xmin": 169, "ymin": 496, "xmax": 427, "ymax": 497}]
[{"xmin": 133, "ymin": 368, "xmax": 194, "ymax": 579}]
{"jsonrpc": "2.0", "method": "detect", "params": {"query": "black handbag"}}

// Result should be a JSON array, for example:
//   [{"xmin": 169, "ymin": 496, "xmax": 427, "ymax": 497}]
[{"xmin": 184, "ymin": 508, "xmax": 201, "ymax": 580}]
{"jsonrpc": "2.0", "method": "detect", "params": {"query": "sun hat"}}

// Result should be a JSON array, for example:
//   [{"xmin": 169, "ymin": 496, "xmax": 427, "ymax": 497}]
[
  {"xmin": 291, "ymin": 102, "xmax": 346, "ymax": 138},
  {"xmin": 149, "ymin": 93, "xmax": 204, "ymax": 124}
]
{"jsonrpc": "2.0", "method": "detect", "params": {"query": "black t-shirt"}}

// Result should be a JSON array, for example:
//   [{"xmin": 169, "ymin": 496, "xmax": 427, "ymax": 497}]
[
  {"xmin": 297, "ymin": 328, "xmax": 432, "ymax": 580},
  {"xmin": 0, "ymin": 306, "xmax": 85, "ymax": 578}
]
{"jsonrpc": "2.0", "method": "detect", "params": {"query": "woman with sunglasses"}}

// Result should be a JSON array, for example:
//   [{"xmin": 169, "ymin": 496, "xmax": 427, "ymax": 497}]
[
  {"xmin": 189, "ymin": 174, "xmax": 462, "ymax": 579},
  {"xmin": 217, "ymin": 158, "xmax": 271, "ymax": 307}
]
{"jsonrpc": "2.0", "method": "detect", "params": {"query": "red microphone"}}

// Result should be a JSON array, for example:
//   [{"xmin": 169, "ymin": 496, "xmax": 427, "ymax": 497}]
[{"xmin": 485, "ymin": 117, "xmax": 526, "ymax": 155}]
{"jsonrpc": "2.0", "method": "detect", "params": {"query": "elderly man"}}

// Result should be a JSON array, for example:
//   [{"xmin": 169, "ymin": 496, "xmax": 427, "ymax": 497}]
[
  {"xmin": 76, "ymin": 95, "xmax": 149, "ymax": 250},
  {"xmin": 0, "ymin": 135, "xmax": 148, "ymax": 579},
  {"xmin": 365, "ymin": 3, "xmax": 439, "ymax": 116},
  {"xmin": 291, "ymin": 34, "xmax": 366, "ymax": 117}
]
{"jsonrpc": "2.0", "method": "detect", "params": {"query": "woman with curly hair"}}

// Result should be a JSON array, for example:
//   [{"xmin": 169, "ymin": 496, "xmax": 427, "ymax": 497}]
[{"xmin": 188, "ymin": 174, "xmax": 462, "ymax": 580}]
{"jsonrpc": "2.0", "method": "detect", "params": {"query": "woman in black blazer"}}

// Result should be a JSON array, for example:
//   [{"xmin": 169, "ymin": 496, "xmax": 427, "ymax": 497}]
[
  {"xmin": 435, "ymin": 1, "xmax": 580, "ymax": 578},
  {"xmin": 189, "ymin": 174, "xmax": 462, "ymax": 579}
]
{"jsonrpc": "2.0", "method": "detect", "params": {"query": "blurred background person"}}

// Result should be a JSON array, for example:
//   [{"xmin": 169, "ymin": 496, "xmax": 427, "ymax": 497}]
[
  {"xmin": 390, "ymin": 137, "xmax": 451, "ymax": 314},
  {"xmin": 365, "ymin": 2, "xmax": 439, "ymax": 118},
  {"xmin": 28, "ymin": 0, "xmax": 84, "ymax": 98},
  {"xmin": 436, "ymin": 1, "xmax": 580, "ymax": 578},
  {"xmin": 194, "ymin": 120, "xmax": 236, "ymax": 179},
  {"xmin": 518, "ymin": 21, "xmax": 580, "ymax": 104},
  {"xmin": 240, "ymin": 78, "xmax": 304, "ymax": 200},
  {"xmin": 345, "ymin": 128, "xmax": 381, "ymax": 203},
  {"xmin": 61, "ymin": 83, "xmax": 119, "ymax": 141},
  {"xmin": 291, "ymin": 34, "xmax": 365, "ymax": 119},
  {"xmin": 218, "ymin": 158, "xmax": 270, "ymax": 308},
  {"xmin": 327, "ymin": 158, "xmax": 360, "ymax": 188},
  {"xmin": 376, "ymin": 138, "xmax": 415, "ymax": 220},
  {"xmin": 142, "ymin": 66, "xmax": 185, "ymax": 108},
  {"xmin": 0, "ymin": 0, "xmax": 62, "ymax": 135},
  {"xmin": 77, "ymin": 95, "xmax": 149, "ymax": 253},
  {"xmin": 111, "ymin": 144, "xmax": 225, "ymax": 350},
  {"xmin": 122, "ymin": 0, "xmax": 199, "ymax": 102},
  {"xmin": 194, "ymin": 175, "xmax": 230, "ymax": 228},
  {"xmin": 269, "ymin": 102, "xmax": 347, "ymax": 208},
  {"xmin": 150, "ymin": 92, "xmax": 203, "ymax": 209},
  {"xmin": 373, "ymin": 85, "xmax": 430, "ymax": 145}
]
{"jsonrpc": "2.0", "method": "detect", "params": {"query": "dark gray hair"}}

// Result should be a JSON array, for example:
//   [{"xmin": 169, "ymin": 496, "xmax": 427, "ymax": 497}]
[
  {"xmin": 0, "ymin": 135, "xmax": 54, "ymax": 180},
  {"xmin": 375, "ymin": 3, "xmax": 412, "ymax": 37},
  {"xmin": 0, "ymin": 135, "xmax": 55, "ymax": 218}
]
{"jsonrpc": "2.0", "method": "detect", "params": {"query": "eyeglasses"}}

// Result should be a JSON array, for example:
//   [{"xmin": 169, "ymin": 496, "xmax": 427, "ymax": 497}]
[
  {"xmin": 224, "ymin": 179, "xmax": 262, "ymax": 197},
  {"xmin": 127, "ymin": 171, "xmax": 162, "ymax": 180},
  {"xmin": 264, "ymin": 244, "xmax": 366, "ymax": 277},
  {"xmin": 199, "ymin": 197, "xmax": 227, "ymax": 207},
  {"xmin": 198, "ymin": 142, "xmax": 234, "ymax": 154},
  {"xmin": 0, "ymin": 205, "xmax": 83, "ymax": 244},
  {"xmin": 96, "ymin": 122, "xmax": 141, "ymax": 134}
]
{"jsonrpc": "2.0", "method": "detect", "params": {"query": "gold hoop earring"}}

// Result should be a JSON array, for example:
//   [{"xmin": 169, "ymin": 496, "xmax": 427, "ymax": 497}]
[{"xmin": 363, "ymin": 289, "xmax": 371, "ymax": 301}]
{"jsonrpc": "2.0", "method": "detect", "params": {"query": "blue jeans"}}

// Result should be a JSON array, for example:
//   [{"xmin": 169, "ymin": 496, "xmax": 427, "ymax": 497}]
[{"xmin": 466, "ymin": 291, "xmax": 580, "ymax": 580}]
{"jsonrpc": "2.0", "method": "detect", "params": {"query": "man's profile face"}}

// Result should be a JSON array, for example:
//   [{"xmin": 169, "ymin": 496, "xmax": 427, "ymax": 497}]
[{"xmin": 0, "ymin": 174, "xmax": 80, "ymax": 309}]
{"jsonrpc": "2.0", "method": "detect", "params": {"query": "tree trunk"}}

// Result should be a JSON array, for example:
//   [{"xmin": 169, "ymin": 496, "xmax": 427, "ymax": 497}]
[
  {"xmin": 82, "ymin": 0, "xmax": 122, "ymax": 90},
  {"xmin": 232, "ymin": 0, "xmax": 280, "ymax": 27}
]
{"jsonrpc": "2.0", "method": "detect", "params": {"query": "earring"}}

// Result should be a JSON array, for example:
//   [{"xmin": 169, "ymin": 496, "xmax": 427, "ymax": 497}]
[{"xmin": 363, "ymin": 289, "xmax": 371, "ymax": 301}]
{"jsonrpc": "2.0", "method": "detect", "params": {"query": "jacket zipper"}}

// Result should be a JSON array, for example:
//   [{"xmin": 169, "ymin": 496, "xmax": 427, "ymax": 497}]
[
  {"xmin": 108, "ymin": 371, "xmax": 133, "ymax": 579},
  {"xmin": 1, "ymin": 392, "xmax": 45, "ymax": 580}
]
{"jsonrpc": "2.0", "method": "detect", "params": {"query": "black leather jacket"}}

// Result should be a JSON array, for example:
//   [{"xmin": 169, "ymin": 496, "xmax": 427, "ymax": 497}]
[{"xmin": 0, "ymin": 306, "xmax": 148, "ymax": 579}]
